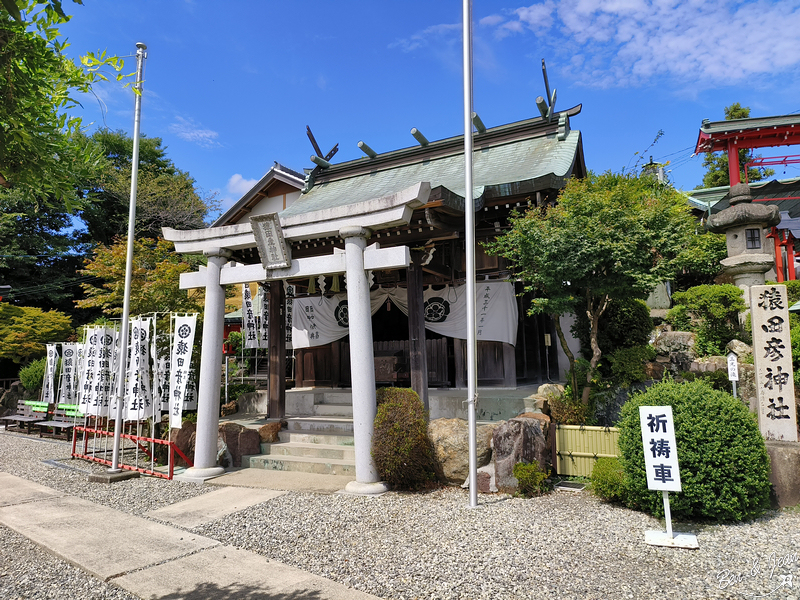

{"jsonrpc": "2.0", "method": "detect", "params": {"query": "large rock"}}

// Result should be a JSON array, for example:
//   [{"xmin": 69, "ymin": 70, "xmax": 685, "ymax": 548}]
[
  {"xmin": 726, "ymin": 339, "xmax": 753, "ymax": 361},
  {"xmin": 1, "ymin": 381, "xmax": 26, "ymax": 411},
  {"xmin": 524, "ymin": 383, "xmax": 563, "ymax": 416},
  {"xmin": 428, "ymin": 418, "xmax": 502, "ymax": 484},
  {"xmin": 218, "ymin": 422, "xmax": 261, "ymax": 468},
  {"xmin": 492, "ymin": 417, "xmax": 550, "ymax": 493},
  {"xmin": 258, "ymin": 421, "xmax": 284, "ymax": 443},
  {"xmin": 171, "ymin": 422, "xmax": 196, "ymax": 467},
  {"xmin": 654, "ymin": 331, "xmax": 697, "ymax": 359}
]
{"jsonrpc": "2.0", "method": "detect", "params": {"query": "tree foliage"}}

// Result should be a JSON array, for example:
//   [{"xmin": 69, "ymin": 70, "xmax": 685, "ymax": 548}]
[
  {"xmin": 77, "ymin": 130, "xmax": 217, "ymax": 245},
  {"xmin": 489, "ymin": 172, "xmax": 695, "ymax": 403},
  {"xmin": 77, "ymin": 237, "xmax": 205, "ymax": 316},
  {"xmin": 0, "ymin": 187, "xmax": 88, "ymax": 313},
  {"xmin": 0, "ymin": 0, "xmax": 127, "ymax": 208},
  {"xmin": 0, "ymin": 302, "xmax": 72, "ymax": 362},
  {"xmin": 699, "ymin": 103, "xmax": 775, "ymax": 189}
]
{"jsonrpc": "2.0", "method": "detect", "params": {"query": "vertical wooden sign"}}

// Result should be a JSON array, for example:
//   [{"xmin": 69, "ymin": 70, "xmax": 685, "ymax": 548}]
[{"xmin": 750, "ymin": 284, "xmax": 799, "ymax": 442}]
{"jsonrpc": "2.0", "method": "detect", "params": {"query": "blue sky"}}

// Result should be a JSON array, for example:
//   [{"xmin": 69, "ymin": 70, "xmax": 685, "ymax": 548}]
[{"xmin": 60, "ymin": 1, "xmax": 800, "ymax": 220}]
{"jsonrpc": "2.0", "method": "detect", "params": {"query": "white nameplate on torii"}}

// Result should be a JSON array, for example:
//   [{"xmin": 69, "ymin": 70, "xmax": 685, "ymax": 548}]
[{"xmin": 179, "ymin": 244, "xmax": 411, "ymax": 289}]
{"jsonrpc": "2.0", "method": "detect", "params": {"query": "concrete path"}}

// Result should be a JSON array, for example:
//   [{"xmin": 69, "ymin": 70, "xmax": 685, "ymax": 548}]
[
  {"xmin": 0, "ymin": 472, "xmax": 379, "ymax": 600},
  {"xmin": 207, "ymin": 467, "xmax": 355, "ymax": 493}
]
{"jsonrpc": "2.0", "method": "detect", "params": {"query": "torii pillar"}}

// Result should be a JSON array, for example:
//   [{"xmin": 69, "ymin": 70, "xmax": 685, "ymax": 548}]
[{"xmin": 341, "ymin": 226, "xmax": 389, "ymax": 495}]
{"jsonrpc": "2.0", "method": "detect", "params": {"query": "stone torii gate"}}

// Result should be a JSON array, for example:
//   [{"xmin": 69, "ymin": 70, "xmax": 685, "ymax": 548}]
[{"xmin": 163, "ymin": 182, "xmax": 430, "ymax": 494}]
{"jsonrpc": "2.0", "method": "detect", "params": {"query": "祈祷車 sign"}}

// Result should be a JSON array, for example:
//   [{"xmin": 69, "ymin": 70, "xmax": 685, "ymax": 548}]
[
  {"xmin": 639, "ymin": 405, "xmax": 682, "ymax": 493},
  {"xmin": 750, "ymin": 285, "xmax": 799, "ymax": 442}
]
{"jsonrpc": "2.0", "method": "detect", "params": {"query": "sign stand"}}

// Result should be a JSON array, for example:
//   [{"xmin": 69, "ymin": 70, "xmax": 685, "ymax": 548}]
[{"xmin": 640, "ymin": 406, "xmax": 699, "ymax": 549}]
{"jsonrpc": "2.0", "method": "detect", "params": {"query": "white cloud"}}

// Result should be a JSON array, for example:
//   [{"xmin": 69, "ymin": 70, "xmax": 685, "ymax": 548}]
[
  {"xmin": 227, "ymin": 173, "xmax": 258, "ymax": 197},
  {"xmin": 168, "ymin": 116, "xmax": 221, "ymax": 148},
  {"xmin": 390, "ymin": 23, "xmax": 462, "ymax": 53},
  {"xmin": 483, "ymin": 0, "xmax": 800, "ymax": 88}
]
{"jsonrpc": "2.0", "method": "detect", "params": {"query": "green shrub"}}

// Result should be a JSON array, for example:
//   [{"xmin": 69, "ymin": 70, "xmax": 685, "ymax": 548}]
[
  {"xmin": 572, "ymin": 298, "xmax": 653, "ymax": 360},
  {"xmin": 591, "ymin": 457, "xmax": 627, "ymax": 503},
  {"xmin": 667, "ymin": 284, "xmax": 746, "ymax": 355},
  {"xmin": 513, "ymin": 461, "xmax": 552, "ymax": 497},
  {"xmin": 550, "ymin": 387, "xmax": 594, "ymax": 425},
  {"xmin": 19, "ymin": 358, "xmax": 47, "ymax": 391},
  {"xmin": 221, "ymin": 383, "xmax": 256, "ymax": 403},
  {"xmin": 372, "ymin": 387, "xmax": 437, "ymax": 490},
  {"xmin": 607, "ymin": 344, "xmax": 657, "ymax": 387},
  {"xmin": 618, "ymin": 379, "xmax": 770, "ymax": 522}
]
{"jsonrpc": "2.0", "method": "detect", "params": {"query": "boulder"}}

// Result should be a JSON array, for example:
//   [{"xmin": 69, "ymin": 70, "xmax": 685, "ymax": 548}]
[
  {"xmin": 258, "ymin": 421, "xmax": 284, "ymax": 443},
  {"xmin": 516, "ymin": 412, "xmax": 551, "ymax": 423},
  {"xmin": 172, "ymin": 422, "xmax": 197, "ymax": 466},
  {"xmin": 654, "ymin": 331, "xmax": 697, "ymax": 358},
  {"xmin": 726, "ymin": 339, "xmax": 753, "ymax": 361},
  {"xmin": 220, "ymin": 400, "xmax": 239, "ymax": 417},
  {"xmin": 218, "ymin": 422, "xmax": 261, "ymax": 468},
  {"xmin": 1, "ymin": 381, "xmax": 25, "ymax": 411},
  {"xmin": 643, "ymin": 361, "xmax": 666, "ymax": 380},
  {"xmin": 492, "ymin": 417, "xmax": 550, "ymax": 492},
  {"xmin": 428, "ymin": 418, "xmax": 502, "ymax": 484}
]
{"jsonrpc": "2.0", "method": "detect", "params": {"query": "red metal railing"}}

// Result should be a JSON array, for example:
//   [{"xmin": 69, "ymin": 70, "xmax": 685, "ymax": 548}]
[{"xmin": 72, "ymin": 424, "xmax": 193, "ymax": 480}]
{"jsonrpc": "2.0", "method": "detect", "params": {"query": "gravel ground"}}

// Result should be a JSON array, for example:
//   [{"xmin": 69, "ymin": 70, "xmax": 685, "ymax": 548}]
[{"xmin": 1, "ymin": 429, "xmax": 799, "ymax": 600}]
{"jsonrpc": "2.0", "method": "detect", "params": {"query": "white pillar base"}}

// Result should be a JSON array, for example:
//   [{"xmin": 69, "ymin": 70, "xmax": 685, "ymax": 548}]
[
  {"xmin": 176, "ymin": 465, "xmax": 226, "ymax": 483},
  {"xmin": 344, "ymin": 480, "xmax": 390, "ymax": 495}
]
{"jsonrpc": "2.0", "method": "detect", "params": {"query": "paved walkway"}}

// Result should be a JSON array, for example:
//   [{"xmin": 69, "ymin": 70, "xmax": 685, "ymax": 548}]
[{"xmin": 0, "ymin": 471, "xmax": 379, "ymax": 600}]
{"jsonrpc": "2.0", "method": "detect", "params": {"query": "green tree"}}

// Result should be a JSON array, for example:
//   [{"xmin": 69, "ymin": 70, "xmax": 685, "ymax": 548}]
[
  {"xmin": 699, "ymin": 103, "xmax": 775, "ymax": 189},
  {"xmin": 0, "ymin": 187, "xmax": 89, "ymax": 314},
  {"xmin": 0, "ymin": 302, "xmax": 72, "ymax": 362},
  {"xmin": 77, "ymin": 237, "xmax": 205, "ymax": 316},
  {"xmin": 489, "ymin": 172, "xmax": 695, "ymax": 404},
  {"xmin": 0, "ymin": 0, "xmax": 127, "ymax": 208},
  {"xmin": 78, "ymin": 130, "xmax": 217, "ymax": 245}
]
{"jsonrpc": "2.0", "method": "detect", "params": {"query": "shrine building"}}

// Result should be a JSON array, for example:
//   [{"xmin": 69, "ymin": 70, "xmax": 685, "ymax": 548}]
[{"xmin": 163, "ymin": 105, "xmax": 586, "ymax": 492}]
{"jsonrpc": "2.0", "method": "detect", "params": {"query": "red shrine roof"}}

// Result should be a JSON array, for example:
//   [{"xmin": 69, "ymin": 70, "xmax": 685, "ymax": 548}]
[{"xmin": 694, "ymin": 114, "xmax": 800, "ymax": 154}]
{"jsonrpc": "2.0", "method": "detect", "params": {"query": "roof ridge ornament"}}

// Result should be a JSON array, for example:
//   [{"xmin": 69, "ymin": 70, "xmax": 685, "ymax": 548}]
[{"xmin": 536, "ymin": 58, "xmax": 557, "ymax": 123}]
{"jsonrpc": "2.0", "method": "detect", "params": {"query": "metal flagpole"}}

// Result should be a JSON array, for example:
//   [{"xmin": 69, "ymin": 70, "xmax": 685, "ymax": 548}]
[
  {"xmin": 462, "ymin": 0, "xmax": 478, "ymax": 508},
  {"xmin": 109, "ymin": 42, "xmax": 147, "ymax": 473}
]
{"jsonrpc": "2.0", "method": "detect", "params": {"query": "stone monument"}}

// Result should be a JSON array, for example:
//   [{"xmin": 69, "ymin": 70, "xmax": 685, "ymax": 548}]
[{"xmin": 707, "ymin": 183, "xmax": 780, "ymax": 306}]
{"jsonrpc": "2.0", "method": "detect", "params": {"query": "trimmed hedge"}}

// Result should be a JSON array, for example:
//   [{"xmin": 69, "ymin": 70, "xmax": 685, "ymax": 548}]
[
  {"xmin": 19, "ymin": 358, "xmax": 47, "ymax": 391},
  {"xmin": 618, "ymin": 379, "xmax": 771, "ymax": 522},
  {"xmin": 372, "ymin": 387, "xmax": 437, "ymax": 490},
  {"xmin": 591, "ymin": 457, "xmax": 627, "ymax": 503}
]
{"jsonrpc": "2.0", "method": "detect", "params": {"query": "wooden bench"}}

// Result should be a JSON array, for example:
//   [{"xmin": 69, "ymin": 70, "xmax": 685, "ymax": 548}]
[
  {"xmin": 37, "ymin": 403, "xmax": 84, "ymax": 440},
  {"xmin": 1, "ymin": 399, "xmax": 51, "ymax": 434}
]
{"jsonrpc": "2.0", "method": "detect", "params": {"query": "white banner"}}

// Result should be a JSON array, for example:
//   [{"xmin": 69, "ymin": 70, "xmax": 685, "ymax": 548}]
[
  {"xmin": 169, "ymin": 315, "xmax": 197, "ymax": 429},
  {"xmin": 291, "ymin": 282, "xmax": 518, "ymax": 349},
  {"xmin": 42, "ymin": 344, "xmax": 59, "ymax": 405},
  {"xmin": 58, "ymin": 343, "xmax": 78, "ymax": 406},
  {"xmin": 258, "ymin": 284, "xmax": 269, "ymax": 350},
  {"xmin": 242, "ymin": 284, "xmax": 260, "ymax": 349},
  {"xmin": 79, "ymin": 326, "xmax": 116, "ymax": 417},
  {"xmin": 125, "ymin": 317, "xmax": 155, "ymax": 422}
]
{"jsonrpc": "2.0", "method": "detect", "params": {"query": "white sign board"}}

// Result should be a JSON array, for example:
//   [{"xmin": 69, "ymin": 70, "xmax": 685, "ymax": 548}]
[
  {"xmin": 727, "ymin": 352, "xmax": 739, "ymax": 382},
  {"xmin": 750, "ymin": 285, "xmax": 799, "ymax": 442},
  {"xmin": 639, "ymin": 405, "xmax": 682, "ymax": 493}
]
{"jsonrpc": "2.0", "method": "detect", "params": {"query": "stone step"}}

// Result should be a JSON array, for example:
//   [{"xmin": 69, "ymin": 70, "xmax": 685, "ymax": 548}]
[
  {"xmin": 313, "ymin": 403, "xmax": 353, "ymax": 417},
  {"xmin": 278, "ymin": 430, "xmax": 355, "ymax": 446},
  {"xmin": 285, "ymin": 416, "xmax": 354, "ymax": 435},
  {"xmin": 260, "ymin": 441, "xmax": 355, "ymax": 461},
  {"xmin": 243, "ymin": 454, "xmax": 355, "ymax": 476}
]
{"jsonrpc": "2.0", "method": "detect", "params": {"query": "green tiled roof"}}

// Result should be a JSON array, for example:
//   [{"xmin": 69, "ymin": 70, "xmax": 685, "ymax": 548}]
[{"xmin": 280, "ymin": 116, "xmax": 582, "ymax": 219}]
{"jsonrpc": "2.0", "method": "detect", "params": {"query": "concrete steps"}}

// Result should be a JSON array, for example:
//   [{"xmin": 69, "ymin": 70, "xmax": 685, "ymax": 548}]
[{"xmin": 243, "ymin": 392, "xmax": 356, "ymax": 475}]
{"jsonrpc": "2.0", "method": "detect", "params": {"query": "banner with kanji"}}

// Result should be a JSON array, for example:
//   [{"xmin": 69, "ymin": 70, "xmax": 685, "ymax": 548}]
[
  {"xmin": 58, "ymin": 343, "xmax": 78, "ymax": 405},
  {"xmin": 258, "ymin": 284, "xmax": 269, "ymax": 349},
  {"xmin": 243, "ymin": 284, "xmax": 260, "ymax": 349},
  {"xmin": 168, "ymin": 315, "xmax": 197, "ymax": 428},
  {"xmin": 125, "ymin": 316, "xmax": 155, "ymax": 421},
  {"xmin": 41, "ymin": 344, "xmax": 59, "ymax": 405}
]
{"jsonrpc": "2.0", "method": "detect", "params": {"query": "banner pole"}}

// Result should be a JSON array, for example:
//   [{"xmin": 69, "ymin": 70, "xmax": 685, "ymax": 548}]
[{"xmin": 110, "ymin": 43, "xmax": 147, "ymax": 473}]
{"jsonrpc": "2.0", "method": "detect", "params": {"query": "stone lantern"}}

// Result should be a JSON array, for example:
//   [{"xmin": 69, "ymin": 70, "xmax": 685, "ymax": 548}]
[{"xmin": 707, "ymin": 183, "xmax": 780, "ymax": 305}]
